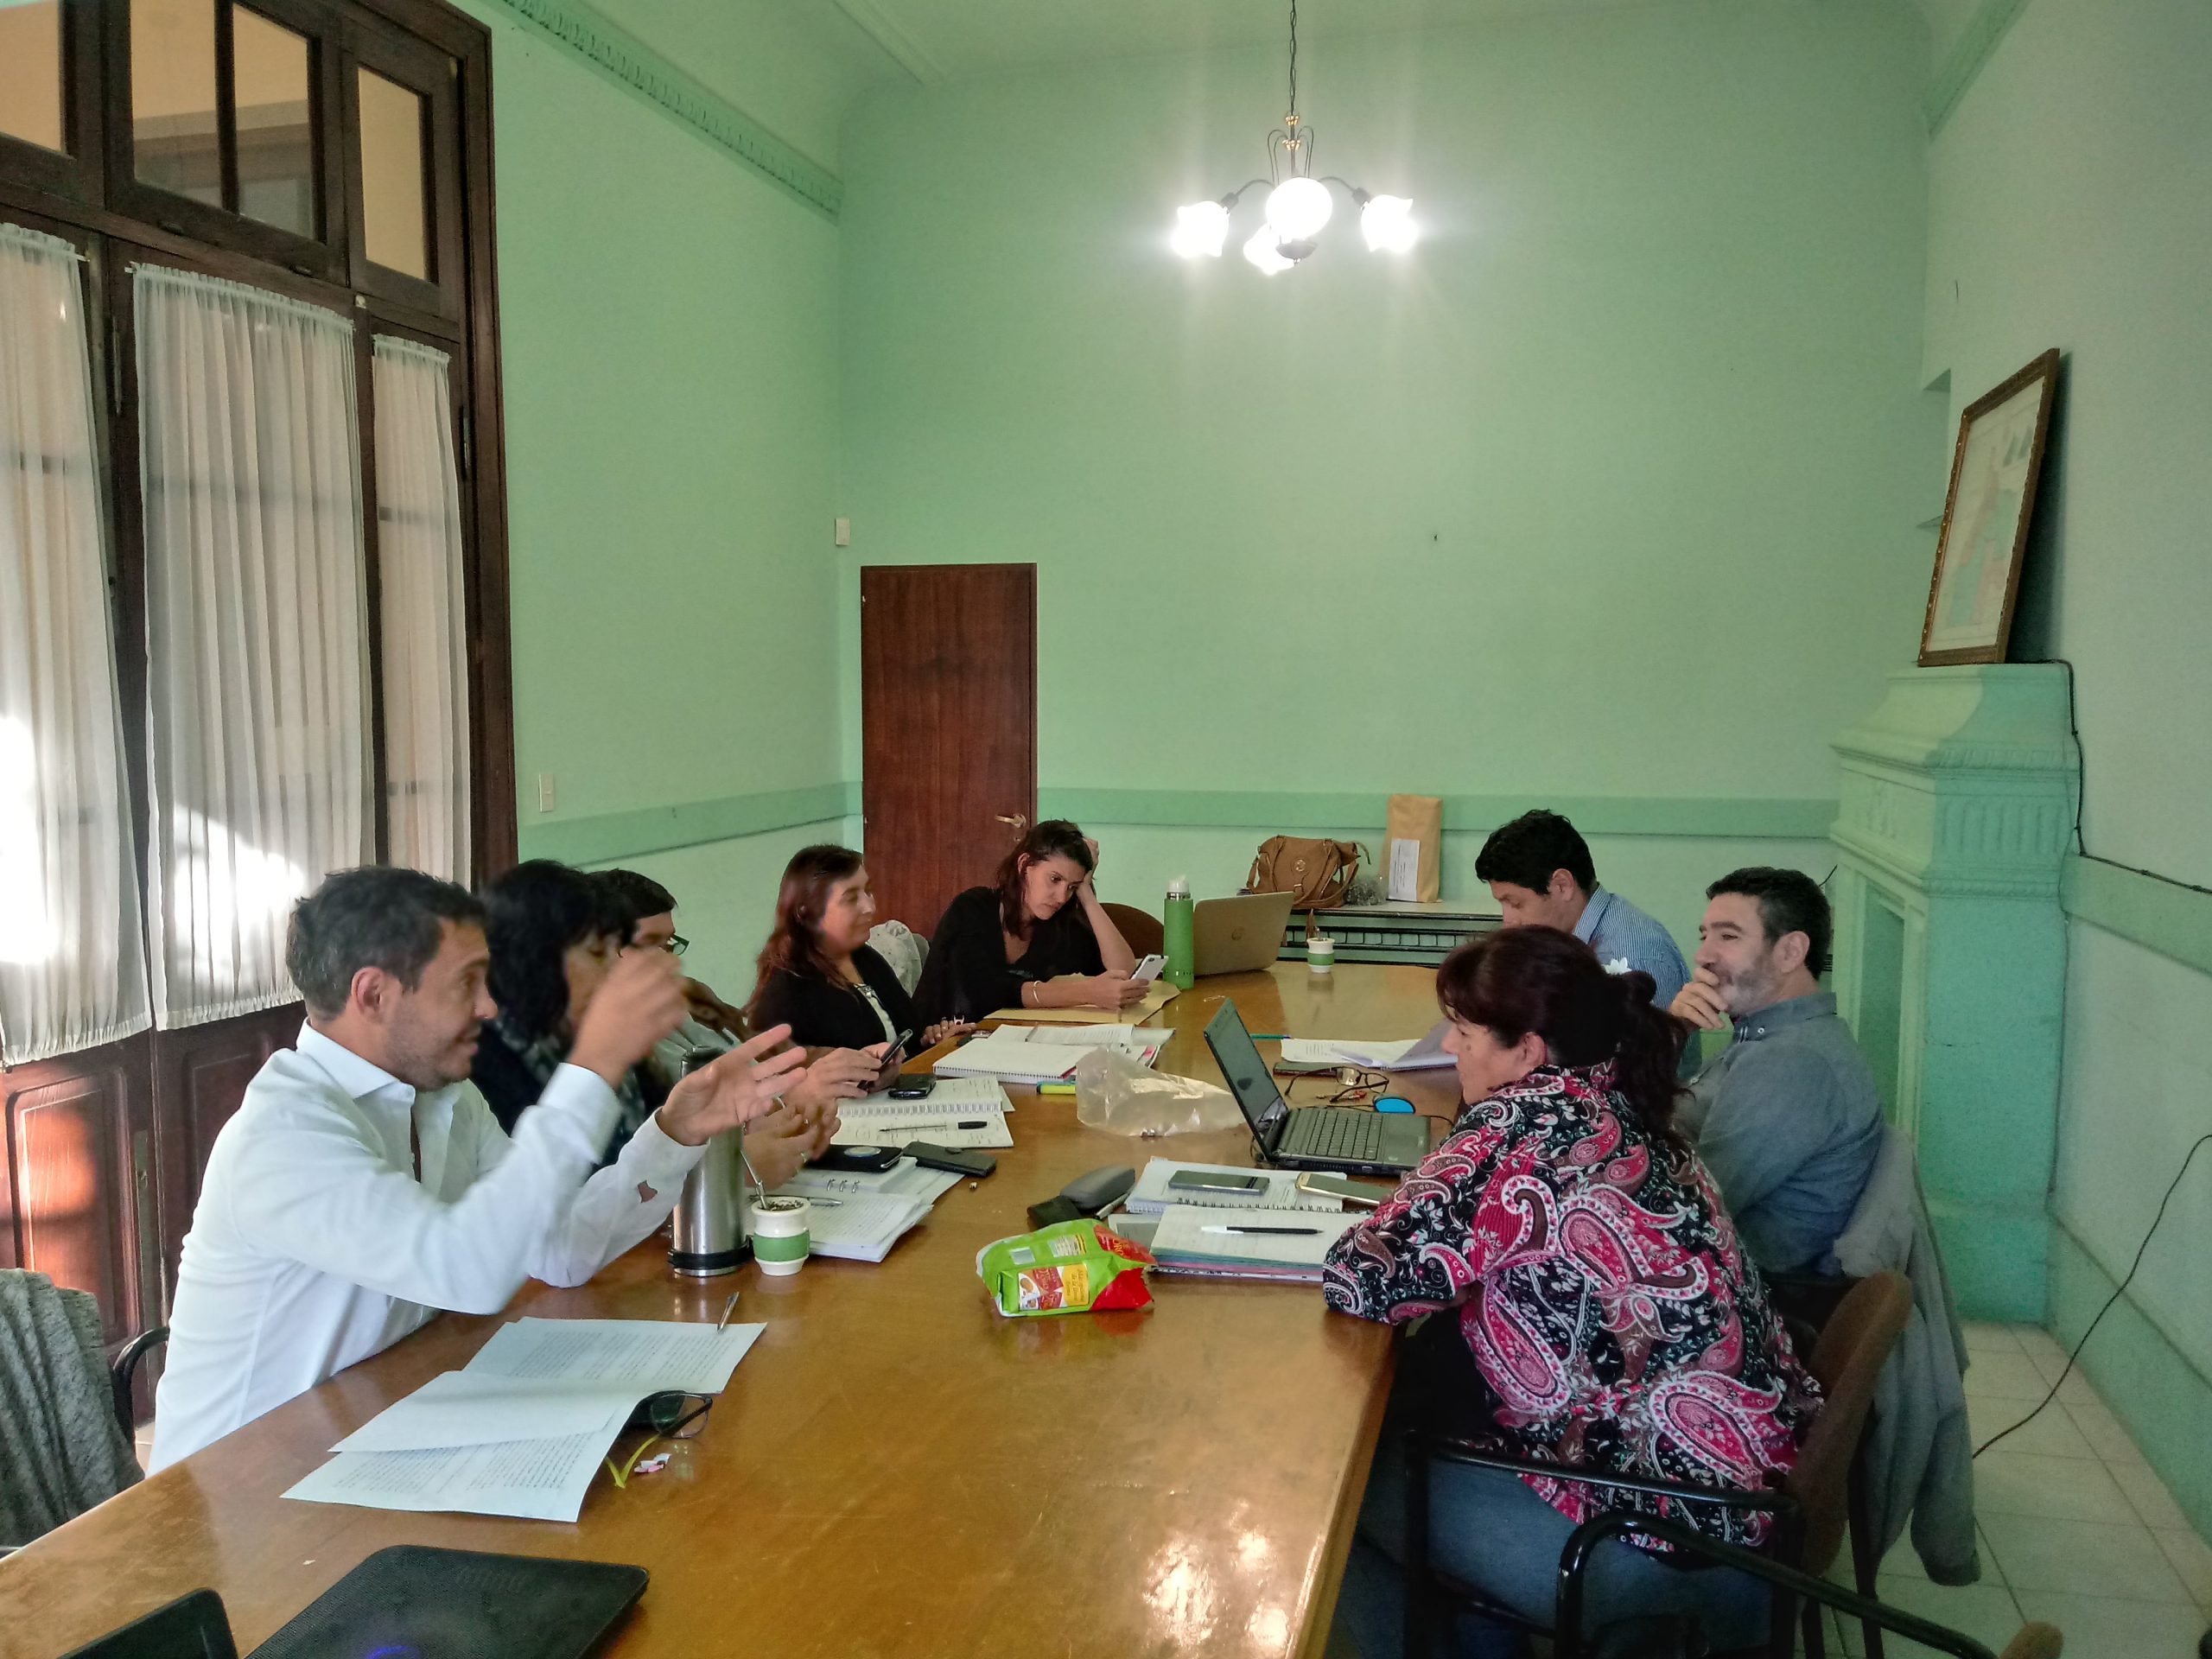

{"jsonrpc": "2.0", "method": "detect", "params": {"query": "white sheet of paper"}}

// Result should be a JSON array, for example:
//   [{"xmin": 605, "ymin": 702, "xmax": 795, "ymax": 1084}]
[
  {"xmin": 331, "ymin": 1371, "xmax": 647, "ymax": 1454},
  {"xmin": 1389, "ymin": 836, "xmax": 1421, "ymax": 901},
  {"xmin": 766, "ymin": 1190, "xmax": 931, "ymax": 1262},
  {"xmin": 285, "ymin": 1412, "xmax": 628, "ymax": 1522},
  {"xmin": 1277, "ymin": 1034, "xmax": 1455, "ymax": 1071},
  {"xmin": 1152, "ymin": 1205, "xmax": 1361, "ymax": 1268},
  {"xmin": 780, "ymin": 1160, "xmax": 962, "ymax": 1203},
  {"xmin": 463, "ymin": 1318, "xmax": 763, "ymax": 1394},
  {"xmin": 839, "ymin": 1076, "xmax": 1014, "ymax": 1117},
  {"xmin": 830, "ymin": 1113, "xmax": 1013, "ymax": 1150}
]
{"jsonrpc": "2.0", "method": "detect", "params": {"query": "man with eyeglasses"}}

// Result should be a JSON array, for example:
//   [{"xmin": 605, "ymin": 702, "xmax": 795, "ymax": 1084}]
[{"xmin": 597, "ymin": 869, "xmax": 879, "ymax": 1188}]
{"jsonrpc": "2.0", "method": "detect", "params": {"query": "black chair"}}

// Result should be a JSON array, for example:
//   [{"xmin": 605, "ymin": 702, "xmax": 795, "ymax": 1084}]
[
  {"xmin": 1553, "ymin": 1510, "xmax": 2060, "ymax": 1659},
  {"xmin": 1405, "ymin": 1271, "xmax": 1912, "ymax": 1659},
  {"xmin": 111, "ymin": 1325, "xmax": 168, "ymax": 1436}
]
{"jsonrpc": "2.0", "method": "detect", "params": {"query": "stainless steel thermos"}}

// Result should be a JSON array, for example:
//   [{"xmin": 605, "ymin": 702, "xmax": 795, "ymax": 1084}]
[{"xmin": 668, "ymin": 1048, "xmax": 752, "ymax": 1276}]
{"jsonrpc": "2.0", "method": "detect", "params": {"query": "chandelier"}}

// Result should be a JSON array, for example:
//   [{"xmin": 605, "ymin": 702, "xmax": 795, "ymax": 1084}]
[{"xmin": 1169, "ymin": 0, "xmax": 1417, "ymax": 273}]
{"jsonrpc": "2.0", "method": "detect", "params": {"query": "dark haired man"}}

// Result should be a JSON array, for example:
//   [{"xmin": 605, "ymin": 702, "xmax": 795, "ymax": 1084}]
[
  {"xmin": 1673, "ymin": 867, "xmax": 1882, "ymax": 1276},
  {"xmin": 151, "ymin": 865, "xmax": 804, "ymax": 1471},
  {"xmin": 1475, "ymin": 810, "xmax": 1689, "ymax": 1007}
]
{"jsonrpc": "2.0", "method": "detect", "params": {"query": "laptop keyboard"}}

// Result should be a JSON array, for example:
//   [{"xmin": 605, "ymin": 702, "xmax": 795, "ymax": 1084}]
[{"xmin": 1281, "ymin": 1107, "xmax": 1389, "ymax": 1161}]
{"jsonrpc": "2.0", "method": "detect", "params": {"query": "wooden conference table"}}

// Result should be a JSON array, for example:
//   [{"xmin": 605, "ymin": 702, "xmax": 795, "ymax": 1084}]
[{"xmin": 1, "ymin": 963, "xmax": 1462, "ymax": 1659}]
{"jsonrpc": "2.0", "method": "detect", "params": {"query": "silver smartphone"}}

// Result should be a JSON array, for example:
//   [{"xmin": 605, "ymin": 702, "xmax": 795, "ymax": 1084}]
[
  {"xmin": 1130, "ymin": 954, "xmax": 1167, "ymax": 985},
  {"xmin": 1167, "ymin": 1168, "xmax": 1266, "ymax": 1197}
]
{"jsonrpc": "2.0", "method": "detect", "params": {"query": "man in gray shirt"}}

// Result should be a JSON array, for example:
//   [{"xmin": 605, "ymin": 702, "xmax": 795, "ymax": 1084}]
[{"xmin": 1672, "ymin": 867, "xmax": 1882, "ymax": 1275}]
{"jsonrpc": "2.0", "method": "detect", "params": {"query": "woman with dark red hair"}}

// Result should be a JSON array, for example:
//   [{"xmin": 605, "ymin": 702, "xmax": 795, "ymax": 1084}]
[
  {"xmin": 1324, "ymin": 925, "xmax": 1817, "ymax": 1658},
  {"xmin": 749, "ymin": 845, "xmax": 969, "ymax": 1057}
]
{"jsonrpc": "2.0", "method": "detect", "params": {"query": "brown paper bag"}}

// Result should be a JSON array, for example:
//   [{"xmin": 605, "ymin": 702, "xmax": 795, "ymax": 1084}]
[{"xmin": 1385, "ymin": 795, "xmax": 1442, "ymax": 902}]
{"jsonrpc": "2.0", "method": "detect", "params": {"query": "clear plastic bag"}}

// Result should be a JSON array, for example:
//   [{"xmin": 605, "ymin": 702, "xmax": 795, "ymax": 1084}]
[{"xmin": 1072, "ymin": 1047, "xmax": 1243, "ymax": 1137}]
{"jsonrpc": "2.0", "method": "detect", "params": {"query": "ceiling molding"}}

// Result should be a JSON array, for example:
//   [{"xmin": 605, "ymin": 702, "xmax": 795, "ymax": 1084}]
[
  {"xmin": 486, "ymin": 0, "xmax": 845, "ymax": 218},
  {"xmin": 1923, "ymin": 0, "xmax": 2029, "ymax": 135},
  {"xmin": 828, "ymin": 0, "xmax": 949, "ymax": 85}
]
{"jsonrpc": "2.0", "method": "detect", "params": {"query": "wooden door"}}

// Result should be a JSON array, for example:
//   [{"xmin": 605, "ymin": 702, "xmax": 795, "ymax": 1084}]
[
  {"xmin": 151, "ymin": 1005, "xmax": 303, "ymax": 1291},
  {"xmin": 860, "ymin": 565, "xmax": 1037, "ymax": 934},
  {"xmin": 2, "ymin": 1033, "xmax": 158, "ymax": 1351}
]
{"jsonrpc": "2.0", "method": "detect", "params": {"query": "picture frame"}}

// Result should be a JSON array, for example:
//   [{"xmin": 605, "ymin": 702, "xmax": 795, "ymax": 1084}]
[{"xmin": 1917, "ymin": 348, "xmax": 2061, "ymax": 666}]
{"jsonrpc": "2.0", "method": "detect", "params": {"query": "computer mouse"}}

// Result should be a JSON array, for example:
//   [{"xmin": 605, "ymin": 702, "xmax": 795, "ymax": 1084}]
[{"xmin": 1375, "ymin": 1096, "xmax": 1415, "ymax": 1114}]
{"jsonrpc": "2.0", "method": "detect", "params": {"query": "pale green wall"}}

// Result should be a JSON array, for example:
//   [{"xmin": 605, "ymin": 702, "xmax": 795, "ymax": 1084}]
[
  {"xmin": 834, "ymin": 0, "xmax": 1933, "ymax": 946},
  {"xmin": 1924, "ymin": 0, "xmax": 2212, "ymax": 1531},
  {"xmin": 457, "ymin": 0, "xmax": 845, "ymax": 956}
]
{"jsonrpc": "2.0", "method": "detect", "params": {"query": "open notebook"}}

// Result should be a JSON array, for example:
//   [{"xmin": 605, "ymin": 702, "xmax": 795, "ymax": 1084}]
[
  {"xmin": 936, "ymin": 1026, "xmax": 1165, "ymax": 1086},
  {"xmin": 1123, "ymin": 1160, "xmax": 1347, "ymax": 1216}
]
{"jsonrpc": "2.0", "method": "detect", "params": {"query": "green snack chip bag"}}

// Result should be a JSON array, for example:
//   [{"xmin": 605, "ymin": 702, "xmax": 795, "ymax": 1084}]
[{"xmin": 976, "ymin": 1218, "xmax": 1155, "ymax": 1318}]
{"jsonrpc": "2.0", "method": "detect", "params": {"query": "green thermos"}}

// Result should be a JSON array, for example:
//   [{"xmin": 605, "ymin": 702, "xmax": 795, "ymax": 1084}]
[{"xmin": 1163, "ymin": 877, "xmax": 1195, "ymax": 991}]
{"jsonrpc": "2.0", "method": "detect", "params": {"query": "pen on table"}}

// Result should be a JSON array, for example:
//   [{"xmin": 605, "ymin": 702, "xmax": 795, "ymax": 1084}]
[
  {"xmin": 1203, "ymin": 1224, "xmax": 1323, "ymax": 1236},
  {"xmin": 715, "ymin": 1290, "xmax": 741, "ymax": 1332},
  {"xmin": 895, "ymin": 1119, "xmax": 992, "ymax": 1132}
]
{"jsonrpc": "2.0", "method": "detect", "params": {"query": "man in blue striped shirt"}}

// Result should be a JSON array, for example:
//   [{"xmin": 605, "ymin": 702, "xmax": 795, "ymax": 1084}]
[{"xmin": 1474, "ymin": 810, "xmax": 1690, "ymax": 1007}]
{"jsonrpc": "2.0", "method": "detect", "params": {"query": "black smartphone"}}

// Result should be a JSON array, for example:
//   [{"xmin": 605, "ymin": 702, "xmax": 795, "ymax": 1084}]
[
  {"xmin": 888, "ymin": 1075, "xmax": 936, "ymax": 1100},
  {"xmin": 810, "ymin": 1144, "xmax": 901, "ymax": 1173},
  {"xmin": 903, "ymin": 1141, "xmax": 996, "ymax": 1177}
]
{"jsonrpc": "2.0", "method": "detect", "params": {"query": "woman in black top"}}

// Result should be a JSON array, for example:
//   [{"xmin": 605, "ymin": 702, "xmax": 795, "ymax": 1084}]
[
  {"xmin": 912, "ymin": 820, "xmax": 1143, "ymax": 1025},
  {"xmin": 750, "ymin": 846, "xmax": 970, "ymax": 1056}
]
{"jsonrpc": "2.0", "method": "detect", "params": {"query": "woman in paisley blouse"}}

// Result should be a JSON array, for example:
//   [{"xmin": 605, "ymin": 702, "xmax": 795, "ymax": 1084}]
[{"xmin": 1323, "ymin": 925, "xmax": 1820, "ymax": 1657}]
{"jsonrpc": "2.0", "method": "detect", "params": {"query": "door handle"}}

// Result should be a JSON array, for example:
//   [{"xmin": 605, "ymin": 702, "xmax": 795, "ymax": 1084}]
[{"xmin": 995, "ymin": 813, "xmax": 1028, "ymax": 831}]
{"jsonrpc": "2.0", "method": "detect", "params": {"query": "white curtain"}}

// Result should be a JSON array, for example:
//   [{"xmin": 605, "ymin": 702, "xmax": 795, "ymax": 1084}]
[
  {"xmin": 135, "ymin": 264, "xmax": 369, "ymax": 1028},
  {"xmin": 372, "ymin": 335, "xmax": 470, "ymax": 883},
  {"xmin": 0, "ymin": 225, "xmax": 151, "ymax": 1065}
]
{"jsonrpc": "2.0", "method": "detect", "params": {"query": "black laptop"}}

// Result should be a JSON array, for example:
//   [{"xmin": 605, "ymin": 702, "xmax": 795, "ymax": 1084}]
[
  {"xmin": 1204, "ymin": 1000, "xmax": 1431, "ymax": 1177},
  {"xmin": 63, "ymin": 1548, "xmax": 647, "ymax": 1659}
]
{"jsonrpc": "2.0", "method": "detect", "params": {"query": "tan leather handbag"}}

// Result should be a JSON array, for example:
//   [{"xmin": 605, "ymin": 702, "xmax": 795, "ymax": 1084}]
[{"xmin": 1247, "ymin": 837, "xmax": 1365, "ymax": 912}]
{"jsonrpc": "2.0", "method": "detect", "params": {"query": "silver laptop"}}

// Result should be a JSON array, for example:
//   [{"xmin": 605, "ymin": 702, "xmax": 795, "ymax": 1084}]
[
  {"xmin": 1192, "ymin": 890, "xmax": 1298, "ymax": 976},
  {"xmin": 1204, "ymin": 1000, "xmax": 1430, "ymax": 1176}
]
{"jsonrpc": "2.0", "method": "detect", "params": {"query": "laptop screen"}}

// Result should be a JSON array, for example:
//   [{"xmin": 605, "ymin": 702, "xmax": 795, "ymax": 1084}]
[{"xmin": 1205, "ymin": 1000, "xmax": 1287, "ymax": 1137}]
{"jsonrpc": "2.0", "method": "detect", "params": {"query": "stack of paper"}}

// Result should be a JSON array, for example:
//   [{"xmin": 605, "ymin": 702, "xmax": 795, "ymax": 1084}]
[
  {"xmin": 1277, "ymin": 1031, "xmax": 1454, "ymax": 1071},
  {"xmin": 779, "ymin": 1158, "xmax": 961, "ymax": 1207},
  {"xmin": 988, "ymin": 981, "xmax": 1179, "ymax": 1024},
  {"xmin": 1147, "ymin": 1205, "xmax": 1362, "ymax": 1282},
  {"xmin": 765, "ymin": 1188, "xmax": 933, "ymax": 1262},
  {"xmin": 283, "ymin": 1317, "xmax": 764, "ymax": 1522},
  {"xmin": 1124, "ymin": 1160, "xmax": 1348, "ymax": 1217},
  {"xmin": 937, "ymin": 1026, "xmax": 1166, "ymax": 1087}
]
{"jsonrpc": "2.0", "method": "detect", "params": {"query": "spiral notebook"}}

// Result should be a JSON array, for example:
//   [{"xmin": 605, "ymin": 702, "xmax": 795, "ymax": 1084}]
[{"xmin": 1123, "ymin": 1160, "xmax": 1347, "ymax": 1216}]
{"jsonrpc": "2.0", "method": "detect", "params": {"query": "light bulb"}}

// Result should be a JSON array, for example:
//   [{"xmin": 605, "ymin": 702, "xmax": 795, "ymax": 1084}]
[
  {"xmin": 1243, "ymin": 226, "xmax": 1294, "ymax": 275},
  {"xmin": 1170, "ymin": 200, "xmax": 1230, "ymax": 258},
  {"xmin": 1360, "ymin": 194, "xmax": 1418, "ymax": 253},
  {"xmin": 1264, "ymin": 176, "xmax": 1333, "ymax": 242}
]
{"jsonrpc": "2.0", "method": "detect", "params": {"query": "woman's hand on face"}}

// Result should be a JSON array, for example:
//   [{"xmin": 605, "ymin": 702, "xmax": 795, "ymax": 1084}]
[
  {"xmin": 1084, "ymin": 971, "xmax": 1147, "ymax": 1010},
  {"xmin": 683, "ymin": 977, "xmax": 747, "ymax": 1036}
]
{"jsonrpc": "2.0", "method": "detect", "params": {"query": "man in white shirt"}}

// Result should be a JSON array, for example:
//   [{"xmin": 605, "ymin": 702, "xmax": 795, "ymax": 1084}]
[{"xmin": 151, "ymin": 865, "xmax": 804, "ymax": 1471}]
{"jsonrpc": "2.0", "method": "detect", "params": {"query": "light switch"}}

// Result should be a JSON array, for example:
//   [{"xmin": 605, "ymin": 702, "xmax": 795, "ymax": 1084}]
[{"xmin": 833, "ymin": 517, "xmax": 851, "ymax": 548}]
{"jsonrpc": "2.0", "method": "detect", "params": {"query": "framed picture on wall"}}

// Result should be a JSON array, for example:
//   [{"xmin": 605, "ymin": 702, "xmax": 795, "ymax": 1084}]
[{"xmin": 1917, "ymin": 348, "xmax": 2061, "ymax": 665}]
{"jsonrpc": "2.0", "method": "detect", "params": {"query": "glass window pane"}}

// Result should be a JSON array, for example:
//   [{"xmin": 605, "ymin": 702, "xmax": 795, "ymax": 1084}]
[
  {"xmin": 232, "ymin": 8, "xmax": 315, "ymax": 237},
  {"xmin": 359, "ymin": 67, "xmax": 429, "ymax": 281},
  {"xmin": 0, "ymin": 2, "xmax": 66, "ymax": 154},
  {"xmin": 133, "ymin": 0, "xmax": 220, "ymax": 207}
]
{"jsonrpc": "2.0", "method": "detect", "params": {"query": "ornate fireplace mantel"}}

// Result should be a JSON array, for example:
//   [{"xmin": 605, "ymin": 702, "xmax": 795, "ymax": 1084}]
[{"xmin": 1828, "ymin": 664, "xmax": 2079, "ymax": 1320}]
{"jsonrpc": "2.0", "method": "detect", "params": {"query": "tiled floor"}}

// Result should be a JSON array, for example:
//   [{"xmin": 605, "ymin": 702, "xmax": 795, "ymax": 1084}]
[{"xmin": 1818, "ymin": 1320, "xmax": 2210, "ymax": 1659}]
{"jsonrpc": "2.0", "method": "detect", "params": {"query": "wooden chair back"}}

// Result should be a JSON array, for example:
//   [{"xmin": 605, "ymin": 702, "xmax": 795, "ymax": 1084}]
[
  {"xmin": 1101, "ymin": 903, "xmax": 1164, "ymax": 958},
  {"xmin": 1784, "ymin": 1269, "xmax": 1911, "ymax": 1574}
]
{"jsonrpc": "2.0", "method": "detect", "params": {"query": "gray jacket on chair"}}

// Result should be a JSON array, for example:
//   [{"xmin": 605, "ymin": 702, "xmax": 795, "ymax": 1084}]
[
  {"xmin": 0, "ymin": 1269, "xmax": 142, "ymax": 1549},
  {"xmin": 1831, "ymin": 1124, "xmax": 1980, "ymax": 1585}
]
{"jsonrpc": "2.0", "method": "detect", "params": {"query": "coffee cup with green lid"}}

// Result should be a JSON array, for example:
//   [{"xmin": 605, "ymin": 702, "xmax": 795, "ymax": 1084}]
[{"xmin": 751, "ymin": 1195, "xmax": 811, "ymax": 1275}]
